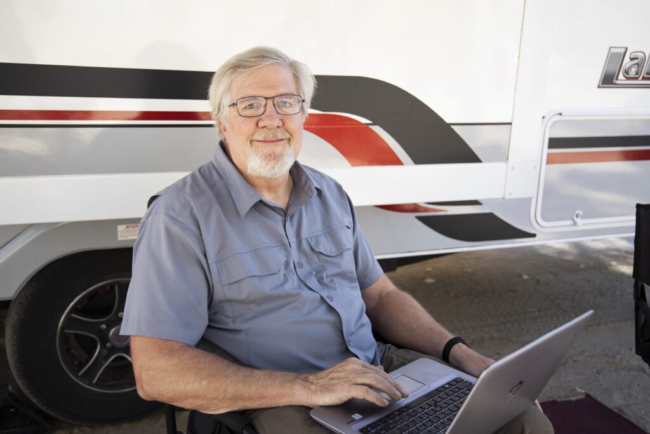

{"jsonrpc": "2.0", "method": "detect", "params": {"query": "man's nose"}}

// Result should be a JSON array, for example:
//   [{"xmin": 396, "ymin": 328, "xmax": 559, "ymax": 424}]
[{"xmin": 257, "ymin": 102, "xmax": 283, "ymax": 128}]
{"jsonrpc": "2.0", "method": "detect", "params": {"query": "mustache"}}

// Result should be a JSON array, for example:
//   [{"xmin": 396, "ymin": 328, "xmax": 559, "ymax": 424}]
[{"xmin": 250, "ymin": 130, "xmax": 292, "ymax": 141}]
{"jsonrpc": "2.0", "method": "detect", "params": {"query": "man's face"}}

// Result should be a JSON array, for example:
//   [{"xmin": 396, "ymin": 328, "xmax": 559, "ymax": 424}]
[{"xmin": 219, "ymin": 64, "xmax": 304, "ymax": 179}]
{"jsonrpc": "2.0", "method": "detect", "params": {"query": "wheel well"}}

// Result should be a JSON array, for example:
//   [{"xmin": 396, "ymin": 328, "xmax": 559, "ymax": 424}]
[
  {"xmin": 15, "ymin": 248, "xmax": 134, "ymax": 300},
  {"xmin": 4, "ymin": 248, "xmax": 133, "ymax": 312}
]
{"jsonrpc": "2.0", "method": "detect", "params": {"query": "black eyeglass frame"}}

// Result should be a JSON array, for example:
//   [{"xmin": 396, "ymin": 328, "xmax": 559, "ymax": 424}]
[{"xmin": 228, "ymin": 94, "xmax": 305, "ymax": 117}]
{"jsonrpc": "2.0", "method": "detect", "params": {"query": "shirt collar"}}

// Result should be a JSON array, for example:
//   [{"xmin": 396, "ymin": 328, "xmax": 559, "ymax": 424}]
[
  {"xmin": 287, "ymin": 159, "xmax": 323, "ymax": 215},
  {"xmin": 212, "ymin": 141, "xmax": 322, "ymax": 218}
]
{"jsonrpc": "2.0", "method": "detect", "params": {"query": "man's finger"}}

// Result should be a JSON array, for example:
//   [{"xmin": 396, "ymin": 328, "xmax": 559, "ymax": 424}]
[
  {"xmin": 381, "ymin": 374, "xmax": 409, "ymax": 399},
  {"xmin": 384, "ymin": 374, "xmax": 409, "ymax": 399},
  {"xmin": 352, "ymin": 371, "xmax": 404, "ymax": 401},
  {"xmin": 339, "ymin": 359, "xmax": 405, "ymax": 400},
  {"xmin": 353, "ymin": 385, "xmax": 389, "ymax": 407},
  {"xmin": 359, "ymin": 363, "xmax": 409, "ymax": 398}
]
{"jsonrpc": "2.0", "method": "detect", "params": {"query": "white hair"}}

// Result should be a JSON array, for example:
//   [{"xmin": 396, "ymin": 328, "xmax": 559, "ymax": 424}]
[{"xmin": 208, "ymin": 46, "xmax": 317, "ymax": 140}]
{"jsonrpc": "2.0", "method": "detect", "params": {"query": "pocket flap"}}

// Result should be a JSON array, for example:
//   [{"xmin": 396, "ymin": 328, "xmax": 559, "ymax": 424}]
[
  {"xmin": 307, "ymin": 225, "xmax": 353, "ymax": 256},
  {"xmin": 216, "ymin": 246, "xmax": 285, "ymax": 285}
]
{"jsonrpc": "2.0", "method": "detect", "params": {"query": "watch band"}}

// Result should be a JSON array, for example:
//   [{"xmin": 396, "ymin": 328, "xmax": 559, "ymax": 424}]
[{"xmin": 442, "ymin": 337, "xmax": 467, "ymax": 364}]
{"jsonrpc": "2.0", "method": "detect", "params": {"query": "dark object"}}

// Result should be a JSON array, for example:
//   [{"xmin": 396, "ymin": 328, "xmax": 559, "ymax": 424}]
[
  {"xmin": 378, "ymin": 254, "xmax": 450, "ymax": 273},
  {"xmin": 5, "ymin": 250, "xmax": 160, "ymax": 424},
  {"xmin": 634, "ymin": 203, "xmax": 650, "ymax": 367},
  {"xmin": 164, "ymin": 404, "xmax": 257, "ymax": 434},
  {"xmin": 0, "ymin": 62, "xmax": 213, "ymax": 100},
  {"xmin": 147, "ymin": 194, "xmax": 161, "ymax": 208},
  {"xmin": 187, "ymin": 409, "xmax": 257, "ymax": 434},
  {"xmin": 542, "ymin": 394, "xmax": 648, "ymax": 434},
  {"xmin": 416, "ymin": 213, "xmax": 536, "ymax": 243},
  {"xmin": 0, "ymin": 385, "xmax": 53, "ymax": 434},
  {"xmin": 312, "ymin": 75, "xmax": 480, "ymax": 166},
  {"xmin": 442, "ymin": 337, "xmax": 467, "ymax": 364},
  {"xmin": 165, "ymin": 404, "xmax": 180, "ymax": 434}
]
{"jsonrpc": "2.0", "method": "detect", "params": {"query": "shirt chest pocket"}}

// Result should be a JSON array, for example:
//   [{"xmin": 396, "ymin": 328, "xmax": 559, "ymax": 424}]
[
  {"xmin": 213, "ymin": 245, "xmax": 305, "ymax": 328},
  {"xmin": 306, "ymin": 225, "xmax": 359, "ymax": 291}
]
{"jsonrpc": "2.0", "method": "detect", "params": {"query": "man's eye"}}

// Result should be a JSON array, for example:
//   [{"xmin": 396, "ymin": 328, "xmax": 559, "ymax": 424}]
[
  {"xmin": 241, "ymin": 101, "xmax": 262, "ymax": 111},
  {"xmin": 278, "ymin": 97, "xmax": 298, "ymax": 108}
]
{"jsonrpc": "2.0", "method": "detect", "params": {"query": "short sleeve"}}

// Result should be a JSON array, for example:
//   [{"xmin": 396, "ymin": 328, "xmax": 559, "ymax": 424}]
[
  {"xmin": 121, "ymin": 211, "xmax": 211, "ymax": 346},
  {"xmin": 346, "ymin": 194, "xmax": 384, "ymax": 290}
]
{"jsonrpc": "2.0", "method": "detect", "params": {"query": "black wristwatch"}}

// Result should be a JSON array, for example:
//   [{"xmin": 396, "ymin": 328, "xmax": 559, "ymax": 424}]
[{"xmin": 442, "ymin": 337, "xmax": 468, "ymax": 364}]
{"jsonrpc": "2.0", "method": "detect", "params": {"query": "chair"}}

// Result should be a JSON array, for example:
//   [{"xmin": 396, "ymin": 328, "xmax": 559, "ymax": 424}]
[{"xmin": 633, "ymin": 203, "xmax": 650, "ymax": 368}]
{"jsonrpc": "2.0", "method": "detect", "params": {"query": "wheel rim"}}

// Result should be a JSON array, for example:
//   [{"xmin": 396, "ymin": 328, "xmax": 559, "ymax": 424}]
[{"xmin": 56, "ymin": 278, "xmax": 136, "ymax": 393}]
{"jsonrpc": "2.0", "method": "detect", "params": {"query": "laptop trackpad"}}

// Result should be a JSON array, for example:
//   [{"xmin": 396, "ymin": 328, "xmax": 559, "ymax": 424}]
[
  {"xmin": 377, "ymin": 375, "xmax": 426, "ymax": 401},
  {"xmin": 345, "ymin": 375, "xmax": 428, "ymax": 418}
]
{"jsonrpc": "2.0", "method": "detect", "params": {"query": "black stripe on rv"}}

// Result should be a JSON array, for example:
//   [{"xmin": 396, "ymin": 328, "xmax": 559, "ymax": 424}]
[
  {"xmin": 427, "ymin": 200, "xmax": 483, "ymax": 206},
  {"xmin": 549, "ymin": 136, "xmax": 650, "ymax": 149},
  {"xmin": 416, "ymin": 214, "xmax": 536, "ymax": 242},
  {"xmin": 312, "ymin": 76, "xmax": 482, "ymax": 165},
  {"xmin": 0, "ymin": 124, "xmax": 213, "ymax": 128},
  {"xmin": 0, "ymin": 63, "xmax": 213, "ymax": 100}
]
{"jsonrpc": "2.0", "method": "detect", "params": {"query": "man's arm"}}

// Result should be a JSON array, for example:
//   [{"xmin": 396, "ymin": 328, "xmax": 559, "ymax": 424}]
[
  {"xmin": 131, "ymin": 336, "xmax": 408, "ymax": 413},
  {"xmin": 362, "ymin": 274, "xmax": 493, "ymax": 378},
  {"xmin": 362, "ymin": 274, "xmax": 545, "ymax": 412}
]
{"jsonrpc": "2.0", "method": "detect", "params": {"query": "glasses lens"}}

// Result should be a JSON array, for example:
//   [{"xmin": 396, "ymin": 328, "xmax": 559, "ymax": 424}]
[
  {"xmin": 274, "ymin": 95, "xmax": 303, "ymax": 115},
  {"xmin": 236, "ymin": 97, "xmax": 266, "ymax": 117}
]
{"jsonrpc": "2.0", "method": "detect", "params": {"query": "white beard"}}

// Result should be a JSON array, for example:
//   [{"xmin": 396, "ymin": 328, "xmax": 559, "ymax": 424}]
[{"xmin": 246, "ymin": 132, "xmax": 296, "ymax": 178}]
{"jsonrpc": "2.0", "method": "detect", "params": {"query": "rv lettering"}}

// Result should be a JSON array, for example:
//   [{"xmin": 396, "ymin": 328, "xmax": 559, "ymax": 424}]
[{"xmin": 599, "ymin": 46, "xmax": 650, "ymax": 87}]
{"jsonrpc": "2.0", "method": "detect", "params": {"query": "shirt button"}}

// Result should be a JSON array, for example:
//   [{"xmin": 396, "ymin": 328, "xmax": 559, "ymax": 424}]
[
  {"xmin": 296, "ymin": 261, "xmax": 303, "ymax": 268},
  {"xmin": 327, "ymin": 295, "xmax": 334, "ymax": 302}
]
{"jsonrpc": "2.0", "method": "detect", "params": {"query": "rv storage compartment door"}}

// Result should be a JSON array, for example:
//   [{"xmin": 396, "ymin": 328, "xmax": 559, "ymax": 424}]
[{"xmin": 535, "ymin": 113, "xmax": 650, "ymax": 231}]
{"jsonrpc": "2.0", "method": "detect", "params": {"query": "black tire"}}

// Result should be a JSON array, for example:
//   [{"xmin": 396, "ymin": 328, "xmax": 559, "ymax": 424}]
[{"xmin": 5, "ymin": 249, "xmax": 161, "ymax": 425}]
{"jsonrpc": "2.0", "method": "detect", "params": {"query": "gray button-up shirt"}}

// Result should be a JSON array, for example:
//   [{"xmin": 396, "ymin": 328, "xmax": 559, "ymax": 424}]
[{"xmin": 122, "ymin": 143, "xmax": 386, "ymax": 373}]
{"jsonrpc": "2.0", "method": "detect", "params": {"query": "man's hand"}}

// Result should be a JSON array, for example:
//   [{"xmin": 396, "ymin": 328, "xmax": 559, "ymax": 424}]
[
  {"xmin": 297, "ymin": 358, "xmax": 409, "ymax": 408},
  {"xmin": 449, "ymin": 344, "xmax": 494, "ymax": 378}
]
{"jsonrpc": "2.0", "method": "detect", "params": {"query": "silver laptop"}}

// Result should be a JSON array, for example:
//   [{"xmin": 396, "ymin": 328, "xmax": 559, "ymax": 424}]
[{"xmin": 311, "ymin": 310, "xmax": 593, "ymax": 434}]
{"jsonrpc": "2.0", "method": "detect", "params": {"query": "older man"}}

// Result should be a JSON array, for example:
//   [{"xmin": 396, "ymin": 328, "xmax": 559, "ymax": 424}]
[{"xmin": 122, "ymin": 47, "xmax": 552, "ymax": 433}]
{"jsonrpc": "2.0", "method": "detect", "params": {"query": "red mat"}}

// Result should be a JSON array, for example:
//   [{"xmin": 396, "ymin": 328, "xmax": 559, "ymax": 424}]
[{"xmin": 542, "ymin": 394, "xmax": 647, "ymax": 434}]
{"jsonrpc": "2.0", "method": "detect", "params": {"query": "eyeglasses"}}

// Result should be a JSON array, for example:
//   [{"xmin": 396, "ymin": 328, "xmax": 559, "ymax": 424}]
[{"xmin": 228, "ymin": 94, "xmax": 305, "ymax": 117}]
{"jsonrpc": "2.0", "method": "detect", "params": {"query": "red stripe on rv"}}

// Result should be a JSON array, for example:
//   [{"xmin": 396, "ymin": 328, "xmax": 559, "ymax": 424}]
[
  {"xmin": 303, "ymin": 114, "xmax": 403, "ymax": 166},
  {"xmin": 547, "ymin": 149, "xmax": 650, "ymax": 164},
  {"xmin": 303, "ymin": 115, "xmax": 445, "ymax": 214},
  {"xmin": 0, "ymin": 109, "xmax": 213, "ymax": 121}
]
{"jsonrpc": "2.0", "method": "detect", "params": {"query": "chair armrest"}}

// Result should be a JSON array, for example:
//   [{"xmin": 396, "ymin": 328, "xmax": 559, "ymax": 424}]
[{"xmin": 187, "ymin": 409, "xmax": 258, "ymax": 434}]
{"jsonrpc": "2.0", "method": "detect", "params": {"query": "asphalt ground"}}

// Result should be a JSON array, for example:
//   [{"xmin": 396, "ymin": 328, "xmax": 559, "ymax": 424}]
[{"xmin": 1, "ymin": 236, "xmax": 648, "ymax": 433}]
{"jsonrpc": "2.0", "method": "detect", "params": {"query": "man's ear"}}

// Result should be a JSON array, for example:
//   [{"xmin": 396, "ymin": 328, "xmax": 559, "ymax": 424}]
[{"xmin": 217, "ymin": 120, "xmax": 227, "ymax": 134}]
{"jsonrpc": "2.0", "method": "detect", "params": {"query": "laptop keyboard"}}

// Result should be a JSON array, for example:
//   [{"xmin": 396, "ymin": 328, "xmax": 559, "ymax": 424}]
[{"xmin": 358, "ymin": 377, "xmax": 474, "ymax": 434}]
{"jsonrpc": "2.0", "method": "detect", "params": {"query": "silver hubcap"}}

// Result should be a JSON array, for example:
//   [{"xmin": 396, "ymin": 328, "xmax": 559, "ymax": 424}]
[
  {"xmin": 56, "ymin": 278, "xmax": 135, "ymax": 393},
  {"xmin": 109, "ymin": 326, "xmax": 130, "ymax": 348}
]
